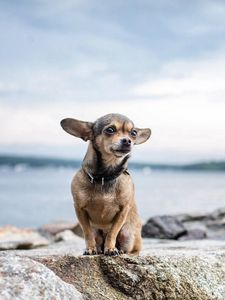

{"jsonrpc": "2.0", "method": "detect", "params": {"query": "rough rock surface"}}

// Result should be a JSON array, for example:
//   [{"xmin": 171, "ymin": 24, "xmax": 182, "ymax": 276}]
[
  {"xmin": 0, "ymin": 255, "xmax": 83, "ymax": 300},
  {"xmin": 2, "ymin": 238, "xmax": 225, "ymax": 300},
  {"xmin": 0, "ymin": 226, "xmax": 50, "ymax": 250},
  {"xmin": 2, "ymin": 208, "xmax": 225, "ymax": 299}
]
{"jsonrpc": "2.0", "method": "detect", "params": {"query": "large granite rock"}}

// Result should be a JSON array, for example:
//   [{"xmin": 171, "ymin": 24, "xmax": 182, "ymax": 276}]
[
  {"xmin": 2, "ymin": 207, "xmax": 225, "ymax": 299},
  {"xmin": 2, "ymin": 238, "xmax": 225, "ymax": 300},
  {"xmin": 0, "ymin": 255, "xmax": 83, "ymax": 300}
]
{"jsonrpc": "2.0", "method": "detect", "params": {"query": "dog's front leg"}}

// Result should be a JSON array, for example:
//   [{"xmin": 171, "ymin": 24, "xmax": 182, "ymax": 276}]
[
  {"xmin": 104, "ymin": 205, "xmax": 130, "ymax": 256},
  {"xmin": 75, "ymin": 206, "xmax": 97, "ymax": 255}
]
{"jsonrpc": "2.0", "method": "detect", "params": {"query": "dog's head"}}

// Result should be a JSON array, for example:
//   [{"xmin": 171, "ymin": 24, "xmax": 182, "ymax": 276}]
[{"xmin": 61, "ymin": 113, "xmax": 151, "ymax": 158}]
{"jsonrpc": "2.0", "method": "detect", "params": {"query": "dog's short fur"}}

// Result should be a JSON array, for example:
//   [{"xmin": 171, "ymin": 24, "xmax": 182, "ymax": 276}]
[{"xmin": 61, "ymin": 113, "xmax": 151, "ymax": 256}]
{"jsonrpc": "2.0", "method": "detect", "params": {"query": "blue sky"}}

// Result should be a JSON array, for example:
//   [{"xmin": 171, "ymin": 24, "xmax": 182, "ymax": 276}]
[{"xmin": 1, "ymin": 0, "xmax": 225, "ymax": 163}]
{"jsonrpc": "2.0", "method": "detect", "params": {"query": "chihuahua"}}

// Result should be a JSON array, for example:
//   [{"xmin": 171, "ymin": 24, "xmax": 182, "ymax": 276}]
[{"xmin": 60, "ymin": 113, "xmax": 151, "ymax": 256}]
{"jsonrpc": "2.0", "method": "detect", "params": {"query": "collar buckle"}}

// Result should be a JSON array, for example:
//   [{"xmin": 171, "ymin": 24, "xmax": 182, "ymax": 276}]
[
  {"xmin": 84, "ymin": 167, "xmax": 128, "ymax": 185},
  {"xmin": 86, "ymin": 171, "xmax": 105, "ymax": 186},
  {"xmin": 87, "ymin": 171, "xmax": 94, "ymax": 184}
]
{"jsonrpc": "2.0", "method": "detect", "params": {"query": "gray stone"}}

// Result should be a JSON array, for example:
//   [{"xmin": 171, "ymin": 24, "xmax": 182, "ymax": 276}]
[
  {"xmin": 2, "ymin": 239, "xmax": 225, "ymax": 300},
  {"xmin": 175, "ymin": 212, "xmax": 208, "ymax": 222},
  {"xmin": 3, "ymin": 208, "xmax": 225, "ymax": 299},
  {"xmin": 179, "ymin": 228, "xmax": 207, "ymax": 240},
  {"xmin": 175, "ymin": 208, "xmax": 225, "ymax": 240},
  {"xmin": 39, "ymin": 221, "xmax": 76, "ymax": 235},
  {"xmin": 0, "ymin": 255, "xmax": 83, "ymax": 300},
  {"xmin": 10, "ymin": 238, "xmax": 84, "ymax": 258},
  {"xmin": 142, "ymin": 215, "xmax": 187, "ymax": 239},
  {"xmin": 207, "ymin": 206, "xmax": 225, "ymax": 221},
  {"xmin": 55, "ymin": 230, "xmax": 81, "ymax": 242},
  {"xmin": 72, "ymin": 223, "xmax": 84, "ymax": 238},
  {"xmin": 0, "ymin": 226, "xmax": 50, "ymax": 250},
  {"xmin": 205, "ymin": 207, "xmax": 225, "ymax": 234},
  {"xmin": 39, "ymin": 222, "xmax": 84, "ymax": 238}
]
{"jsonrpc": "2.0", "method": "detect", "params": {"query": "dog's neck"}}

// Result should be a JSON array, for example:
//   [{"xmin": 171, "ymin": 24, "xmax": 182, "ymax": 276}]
[{"xmin": 82, "ymin": 142, "xmax": 130, "ymax": 183}]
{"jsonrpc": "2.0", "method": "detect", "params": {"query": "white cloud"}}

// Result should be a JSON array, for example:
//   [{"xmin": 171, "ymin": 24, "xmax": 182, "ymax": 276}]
[
  {"xmin": 203, "ymin": 0, "xmax": 225, "ymax": 18},
  {"xmin": 133, "ymin": 52, "xmax": 225, "ymax": 99}
]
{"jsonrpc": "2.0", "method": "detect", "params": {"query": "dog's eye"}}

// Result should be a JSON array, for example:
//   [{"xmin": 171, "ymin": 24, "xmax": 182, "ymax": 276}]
[
  {"xmin": 105, "ymin": 127, "xmax": 116, "ymax": 135},
  {"xmin": 130, "ymin": 129, "xmax": 137, "ymax": 137}
]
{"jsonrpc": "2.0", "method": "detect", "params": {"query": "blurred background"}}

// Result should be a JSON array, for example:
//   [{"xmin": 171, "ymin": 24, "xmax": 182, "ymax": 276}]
[{"xmin": 0, "ymin": 0, "xmax": 225, "ymax": 227}]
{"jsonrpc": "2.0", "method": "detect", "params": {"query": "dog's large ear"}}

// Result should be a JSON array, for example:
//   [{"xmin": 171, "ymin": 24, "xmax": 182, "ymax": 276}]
[
  {"xmin": 134, "ymin": 128, "xmax": 151, "ymax": 145},
  {"xmin": 60, "ymin": 118, "xmax": 93, "ymax": 141}
]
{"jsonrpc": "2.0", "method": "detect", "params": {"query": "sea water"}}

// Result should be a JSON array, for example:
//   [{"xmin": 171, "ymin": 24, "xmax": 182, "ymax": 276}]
[{"xmin": 0, "ymin": 166, "xmax": 225, "ymax": 227}]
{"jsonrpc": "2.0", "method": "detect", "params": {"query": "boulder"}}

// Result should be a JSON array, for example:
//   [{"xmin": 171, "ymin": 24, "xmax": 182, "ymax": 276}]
[
  {"xmin": 39, "ymin": 221, "xmax": 76, "ymax": 235},
  {"xmin": 142, "ymin": 215, "xmax": 187, "ymax": 239},
  {"xmin": 0, "ymin": 226, "xmax": 50, "ymax": 250},
  {"xmin": 175, "ymin": 212, "xmax": 208, "ymax": 222},
  {"xmin": 3, "ymin": 207, "xmax": 225, "ymax": 299},
  {"xmin": 55, "ymin": 230, "xmax": 81, "ymax": 242},
  {"xmin": 205, "ymin": 207, "xmax": 225, "ymax": 232},
  {"xmin": 2, "ymin": 238, "xmax": 225, "ymax": 299},
  {"xmin": 175, "ymin": 208, "xmax": 225, "ymax": 240},
  {"xmin": 207, "ymin": 206, "xmax": 225, "ymax": 221},
  {"xmin": 178, "ymin": 228, "xmax": 207, "ymax": 240},
  {"xmin": 72, "ymin": 223, "xmax": 84, "ymax": 238},
  {"xmin": 39, "ymin": 221, "xmax": 84, "ymax": 238},
  {"xmin": 142, "ymin": 208, "xmax": 225, "ymax": 241},
  {"xmin": 11, "ymin": 237, "xmax": 84, "ymax": 258},
  {"xmin": 0, "ymin": 255, "xmax": 83, "ymax": 300}
]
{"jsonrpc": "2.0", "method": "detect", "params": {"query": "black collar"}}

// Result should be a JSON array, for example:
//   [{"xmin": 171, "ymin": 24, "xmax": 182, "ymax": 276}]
[
  {"xmin": 83, "ymin": 143, "xmax": 130, "ymax": 185},
  {"xmin": 84, "ymin": 168, "xmax": 130, "ymax": 185}
]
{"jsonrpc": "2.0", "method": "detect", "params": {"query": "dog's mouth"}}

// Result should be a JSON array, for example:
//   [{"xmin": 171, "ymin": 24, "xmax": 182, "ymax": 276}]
[{"xmin": 111, "ymin": 147, "xmax": 131, "ymax": 156}]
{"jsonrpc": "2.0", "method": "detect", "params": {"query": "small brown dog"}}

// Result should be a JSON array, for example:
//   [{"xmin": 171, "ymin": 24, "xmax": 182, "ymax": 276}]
[{"xmin": 61, "ymin": 113, "xmax": 151, "ymax": 256}]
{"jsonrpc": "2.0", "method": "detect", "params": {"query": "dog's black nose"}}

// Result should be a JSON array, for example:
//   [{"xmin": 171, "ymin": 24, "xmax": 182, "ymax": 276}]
[{"xmin": 121, "ymin": 138, "xmax": 131, "ymax": 145}]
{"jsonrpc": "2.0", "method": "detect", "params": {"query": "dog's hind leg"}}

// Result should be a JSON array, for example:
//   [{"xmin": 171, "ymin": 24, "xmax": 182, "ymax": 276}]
[
  {"xmin": 130, "ymin": 233, "xmax": 142, "ymax": 255},
  {"xmin": 116, "ymin": 225, "xmax": 134, "ymax": 254},
  {"xmin": 117, "ymin": 224, "xmax": 142, "ymax": 255}
]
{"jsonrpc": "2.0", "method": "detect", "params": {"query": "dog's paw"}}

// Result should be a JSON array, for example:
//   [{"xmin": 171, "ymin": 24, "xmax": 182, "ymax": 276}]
[
  {"xmin": 118, "ymin": 249, "xmax": 127, "ymax": 255},
  {"xmin": 104, "ymin": 247, "xmax": 120, "ymax": 256},
  {"xmin": 83, "ymin": 248, "xmax": 98, "ymax": 255}
]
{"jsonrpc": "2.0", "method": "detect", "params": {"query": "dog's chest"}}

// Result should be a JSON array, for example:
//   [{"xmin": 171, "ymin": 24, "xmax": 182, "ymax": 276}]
[{"xmin": 85, "ymin": 191, "xmax": 120, "ymax": 224}]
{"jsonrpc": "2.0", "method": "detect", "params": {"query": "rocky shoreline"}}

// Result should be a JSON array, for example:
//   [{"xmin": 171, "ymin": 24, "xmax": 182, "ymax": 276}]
[
  {"xmin": 142, "ymin": 206, "xmax": 225, "ymax": 240},
  {"xmin": 1, "ymin": 207, "xmax": 225, "ymax": 299}
]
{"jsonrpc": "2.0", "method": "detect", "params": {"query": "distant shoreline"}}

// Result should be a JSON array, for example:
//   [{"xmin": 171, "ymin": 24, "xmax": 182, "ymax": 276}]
[{"xmin": 0, "ymin": 154, "xmax": 225, "ymax": 172}]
